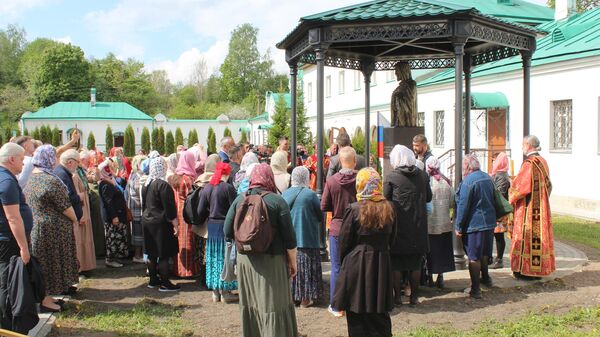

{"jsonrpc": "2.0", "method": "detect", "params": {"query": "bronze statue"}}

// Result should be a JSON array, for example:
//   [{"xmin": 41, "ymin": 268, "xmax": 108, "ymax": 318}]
[{"xmin": 390, "ymin": 61, "xmax": 417, "ymax": 127}]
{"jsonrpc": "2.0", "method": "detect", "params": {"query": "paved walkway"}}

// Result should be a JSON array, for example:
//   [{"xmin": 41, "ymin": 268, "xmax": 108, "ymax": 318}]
[{"xmin": 27, "ymin": 240, "xmax": 588, "ymax": 337}]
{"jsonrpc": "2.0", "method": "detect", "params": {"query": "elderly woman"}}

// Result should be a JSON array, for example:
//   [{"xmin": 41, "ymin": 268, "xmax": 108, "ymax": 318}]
[
  {"xmin": 490, "ymin": 152, "xmax": 511, "ymax": 269},
  {"xmin": 111, "ymin": 147, "xmax": 131, "ymax": 185},
  {"xmin": 224, "ymin": 163, "xmax": 298, "ymax": 336},
  {"xmin": 98, "ymin": 159, "xmax": 128, "ymax": 268},
  {"xmin": 455, "ymin": 154, "xmax": 496, "ymax": 299},
  {"xmin": 72, "ymin": 150, "xmax": 96, "ymax": 274},
  {"xmin": 166, "ymin": 153, "xmax": 179, "ymax": 179},
  {"xmin": 197, "ymin": 162, "xmax": 238, "ymax": 302},
  {"xmin": 234, "ymin": 152, "xmax": 259, "ymax": 191},
  {"xmin": 168, "ymin": 150, "xmax": 201, "ymax": 278},
  {"xmin": 270, "ymin": 150, "xmax": 290, "ymax": 194},
  {"xmin": 142, "ymin": 156, "xmax": 180, "ymax": 291},
  {"xmin": 125, "ymin": 155, "xmax": 147, "ymax": 263},
  {"xmin": 384, "ymin": 145, "xmax": 431, "ymax": 306},
  {"xmin": 425, "ymin": 157, "xmax": 455, "ymax": 288},
  {"xmin": 283, "ymin": 166, "xmax": 323, "ymax": 307},
  {"xmin": 25, "ymin": 145, "xmax": 79, "ymax": 312}
]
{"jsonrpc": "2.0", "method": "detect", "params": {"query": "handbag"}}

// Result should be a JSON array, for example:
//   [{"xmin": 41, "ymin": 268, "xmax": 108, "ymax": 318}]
[{"xmin": 493, "ymin": 189, "xmax": 513, "ymax": 219}]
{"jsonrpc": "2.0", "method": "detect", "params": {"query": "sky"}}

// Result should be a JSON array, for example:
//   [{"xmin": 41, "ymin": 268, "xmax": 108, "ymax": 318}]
[{"xmin": 0, "ymin": 0, "xmax": 550, "ymax": 85}]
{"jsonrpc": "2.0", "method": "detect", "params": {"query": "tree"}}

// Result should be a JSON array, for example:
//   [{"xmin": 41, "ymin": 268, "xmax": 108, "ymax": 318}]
[
  {"xmin": 240, "ymin": 130, "xmax": 248, "ymax": 143},
  {"xmin": 151, "ymin": 128, "xmax": 159, "ymax": 151},
  {"xmin": 40, "ymin": 125, "xmax": 51, "ymax": 144},
  {"xmin": 157, "ymin": 127, "xmax": 165, "ymax": 154},
  {"xmin": 32, "ymin": 127, "xmax": 40, "ymax": 140},
  {"xmin": 268, "ymin": 92, "xmax": 290, "ymax": 149},
  {"xmin": 546, "ymin": 0, "xmax": 600, "ymax": 12},
  {"xmin": 23, "ymin": 128, "xmax": 29, "ymax": 136},
  {"xmin": 141, "ymin": 127, "xmax": 150, "ymax": 154},
  {"xmin": 15, "ymin": 129, "xmax": 21, "ymax": 137},
  {"xmin": 105, "ymin": 125, "xmax": 113, "ymax": 153},
  {"xmin": 175, "ymin": 128, "xmax": 184, "ymax": 147},
  {"xmin": 51, "ymin": 126, "xmax": 60, "ymax": 146},
  {"xmin": 223, "ymin": 127, "xmax": 232, "ymax": 138},
  {"xmin": 124, "ymin": 124, "xmax": 135, "ymax": 157},
  {"xmin": 207, "ymin": 127, "xmax": 216, "ymax": 154},
  {"xmin": 0, "ymin": 25, "xmax": 27, "ymax": 87},
  {"xmin": 31, "ymin": 43, "xmax": 91, "ymax": 107},
  {"xmin": 188, "ymin": 129, "xmax": 198, "ymax": 146},
  {"xmin": 0, "ymin": 85, "xmax": 34, "ymax": 126},
  {"xmin": 87, "ymin": 131, "xmax": 96, "ymax": 150},
  {"xmin": 296, "ymin": 85, "xmax": 312, "ymax": 150},
  {"xmin": 165, "ymin": 130, "xmax": 175, "ymax": 154},
  {"xmin": 351, "ymin": 127, "xmax": 365, "ymax": 155}
]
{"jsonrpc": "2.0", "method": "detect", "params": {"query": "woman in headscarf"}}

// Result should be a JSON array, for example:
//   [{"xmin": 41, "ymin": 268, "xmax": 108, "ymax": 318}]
[
  {"xmin": 141, "ymin": 156, "xmax": 180, "ymax": 291},
  {"xmin": 111, "ymin": 147, "xmax": 131, "ymax": 185},
  {"xmin": 224, "ymin": 163, "xmax": 298, "ymax": 336},
  {"xmin": 424, "ymin": 156, "xmax": 455, "ymax": 288},
  {"xmin": 270, "ymin": 150, "xmax": 291, "ymax": 193},
  {"xmin": 234, "ymin": 152, "xmax": 259, "ymax": 190},
  {"xmin": 125, "ymin": 155, "xmax": 147, "ymax": 263},
  {"xmin": 490, "ymin": 152, "xmax": 511, "ymax": 269},
  {"xmin": 283, "ymin": 166, "xmax": 323, "ymax": 308},
  {"xmin": 168, "ymin": 150, "xmax": 201, "ymax": 278},
  {"xmin": 98, "ymin": 159, "xmax": 128, "ymax": 268},
  {"xmin": 24, "ymin": 145, "xmax": 79, "ymax": 312},
  {"xmin": 384, "ymin": 145, "xmax": 432, "ymax": 306},
  {"xmin": 166, "ymin": 153, "xmax": 179, "ymax": 179},
  {"xmin": 197, "ymin": 162, "xmax": 238, "ymax": 302},
  {"xmin": 237, "ymin": 163, "xmax": 258, "ymax": 195},
  {"xmin": 332, "ymin": 167, "xmax": 395, "ymax": 337},
  {"xmin": 72, "ymin": 150, "xmax": 96, "ymax": 274}
]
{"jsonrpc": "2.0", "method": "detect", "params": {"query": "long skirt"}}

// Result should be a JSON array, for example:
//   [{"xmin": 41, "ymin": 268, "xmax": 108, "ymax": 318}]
[
  {"xmin": 237, "ymin": 253, "xmax": 298, "ymax": 337},
  {"xmin": 426, "ymin": 232, "xmax": 456, "ymax": 274},
  {"xmin": 206, "ymin": 221, "xmax": 236, "ymax": 290},
  {"xmin": 73, "ymin": 220, "xmax": 96, "ymax": 272},
  {"xmin": 105, "ymin": 222, "xmax": 129, "ymax": 260},
  {"xmin": 292, "ymin": 248, "xmax": 323, "ymax": 302},
  {"xmin": 174, "ymin": 220, "xmax": 201, "ymax": 278},
  {"xmin": 346, "ymin": 311, "xmax": 391, "ymax": 337},
  {"xmin": 89, "ymin": 189, "xmax": 106, "ymax": 257}
]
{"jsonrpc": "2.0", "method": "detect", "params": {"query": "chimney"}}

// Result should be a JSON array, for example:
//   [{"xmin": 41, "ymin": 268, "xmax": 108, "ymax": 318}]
[
  {"xmin": 555, "ymin": 0, "xmax": 576, "ymax": 21},
  {"xmin": 90, "ymin": 87, "xmax": 96, "ymax": 106}
]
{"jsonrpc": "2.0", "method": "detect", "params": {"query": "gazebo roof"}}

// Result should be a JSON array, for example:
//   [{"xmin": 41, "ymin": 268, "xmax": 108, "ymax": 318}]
[{"xmin": 277, "ymin": 0, "xmax": 540, "ymax": 70}]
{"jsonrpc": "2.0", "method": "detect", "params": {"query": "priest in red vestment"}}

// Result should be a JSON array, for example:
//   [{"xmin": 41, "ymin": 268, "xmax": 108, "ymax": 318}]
[{"xmin": 509, "ymin": 135, "xmax": 554, "ymax": 278}]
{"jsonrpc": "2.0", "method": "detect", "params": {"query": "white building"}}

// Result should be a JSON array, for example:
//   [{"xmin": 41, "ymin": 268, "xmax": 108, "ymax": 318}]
[{"xmin": 299, "ymin": 5, "xmax": 600, "ymax": 219}]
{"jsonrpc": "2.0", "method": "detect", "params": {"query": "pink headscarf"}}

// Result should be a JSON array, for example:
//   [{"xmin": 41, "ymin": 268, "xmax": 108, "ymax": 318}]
[
  {"xmin": 176, "ymin": 150, "xmax": 198, "ymax": 179},
  {"xmin": 491, "ymin": 152, "xmax": 509, "ymax": 176}
]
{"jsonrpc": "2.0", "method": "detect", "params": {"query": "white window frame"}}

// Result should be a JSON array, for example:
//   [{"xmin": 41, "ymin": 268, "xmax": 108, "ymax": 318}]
[
  {"xmin": 417, "ymin": 111, "xmax": 425, "ymax": 127},
  {"xmin": 386, "ymin": 70, "xmax": 395, "ymax": 83},
  {"xmin": 550, "ymin": 99, "xmax": 572, "ymax": 152},
  {"xmin": 434, "ymin": 110, "xmax": 445, "ymax": 146},
  {"xmin": 325, "ymin": 75, "xmax": 331, "ymax": 98},
  {"xmin": 307, "ymin": 82, "xmax": 312, "ymax": 103},
  {"xmin": 370, "ymin": 72, "xmax": 377, "ymax": 86},
  {"xmin": 338, "ymin": 71, "xmax": 345, "ymax": 94},
  {"xmin": 354, "ymin": 71, "xmax": 361, "ymax": 91}
]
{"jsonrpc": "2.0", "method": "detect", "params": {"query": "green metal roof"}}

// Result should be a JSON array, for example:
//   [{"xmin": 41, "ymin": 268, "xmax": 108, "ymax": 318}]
[
  {"xmin": 470, "ymin": 92, "xmax": 509, "ymax": 109},
  {"xmin": 23, "ymin": 102, "xmax": 153, "ymax": 121},
  {"xmin": 271, "ymin": 93, "xmax": 292, "ymax": 109},
  {"xmin": 419, "ymin": 8, "xmax": 600, "ymax": 87},
  {"xmin": 258, "ymin": 124, "xmax": 272, "ymax": 130},
  {"xmin": 248, "ymin": 112, "xmax": 269, "ymax": 122}
]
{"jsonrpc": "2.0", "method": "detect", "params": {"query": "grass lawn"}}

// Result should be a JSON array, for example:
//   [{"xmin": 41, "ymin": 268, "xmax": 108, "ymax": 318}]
[
  {"xmin": 52, "ymin": 298, "xmax": 193, "ymax": 337},
  {"xmin": 553, "ymin": 215, "xmax": 600, "ymax": 252},
  {"xmin": 399, "ymin": 306, "xmax": 600, "ymax": 337}
]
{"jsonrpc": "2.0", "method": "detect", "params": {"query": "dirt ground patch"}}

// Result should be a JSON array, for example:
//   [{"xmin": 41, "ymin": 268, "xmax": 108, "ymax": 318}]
[{"xmin": 50, "ymin": 243, "xmax": 600, "ymax": 337}]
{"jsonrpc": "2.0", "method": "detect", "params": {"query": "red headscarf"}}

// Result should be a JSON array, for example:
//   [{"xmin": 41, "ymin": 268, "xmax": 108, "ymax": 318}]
[
  {"xmin": 249, "ymin": 163, "xmax": 277, "ymax": 193},
  {"xmin": 210, "ymin": 162, "xmax": 231, "ymax": 185},
  {"xmin": 491, "ymin": 152, "xmax": 509, "ymax": 176}
]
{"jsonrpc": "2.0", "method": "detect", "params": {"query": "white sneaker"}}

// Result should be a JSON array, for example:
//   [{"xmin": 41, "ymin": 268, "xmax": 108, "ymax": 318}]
[
  {"xmin": 105, "ymin": 260, "xmax": 123, "ymax": 268},
  {"xmin": 327, "ymin": 305, "xmax": 344, "ymax": 318}
]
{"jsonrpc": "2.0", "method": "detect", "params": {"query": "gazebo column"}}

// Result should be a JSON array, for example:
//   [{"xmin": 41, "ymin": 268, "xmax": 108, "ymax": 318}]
[
  {"xmin": 315, "ymin": 46, "xmax": 327, "ymax": 196},
  {"xmin": 289, "ymin": 63, "xmax": 298, "ymax": 169},
  {"xmin": 453, "ymin": 41, "xmax": 466, "ymax": 186},
  {"xmin": 521, "ymin": 50, "xmax": 532, "ymax": 138},
  {"xmin": 463, "ymin": 54, "xmax": 472, "ymax": 155},
  {"xmin": 361, "ymin": 61, "xmax": 375, "ymax": 163}
]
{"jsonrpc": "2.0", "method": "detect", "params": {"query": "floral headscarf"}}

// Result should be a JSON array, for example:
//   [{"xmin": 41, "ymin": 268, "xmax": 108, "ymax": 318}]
[
  {"xmin": 235, "ymin": 152, "xmax": 259, "ymax": 185},
  {"xmin": 176, "ymin": 150, "xmax": 198, "ymax": 179},
  {"xmin": 426, "ymin": 156, "xmax": 451, "ymax": 185},
  {"xmin": 210, "ymin": 162, "xmax": 231, "ymax": 185},
  {"xmin": 291, "ymin": 166, "xmax": 310, "ymax": 188},
  {"xmin": 98, "ymin": 159, "xmax": 117, "ymax": 185},
  {"xmin": 32, "ymin": 144, "xmax": 57, "ymax": 174},
  {"xmin": 491, "ymin": 152, "xmax": 509, "ymax": 176},
  {"xmin": 356, "ymin": 167, "xmax": 385, "ymax": 202},
  {"xmin": 167, "ymin": 153, "xmax": 179, "ymax": 174},
  {"xmin": 249, "ymin": 163, "xmax": 277, "ymax": 193},
  {"xmin": 145, "ymin": 156, "xmax": 167, "ymax": 186},
  {"xmin": 389, "ymin": 144, "xmax": 416, "ymax": 169}
]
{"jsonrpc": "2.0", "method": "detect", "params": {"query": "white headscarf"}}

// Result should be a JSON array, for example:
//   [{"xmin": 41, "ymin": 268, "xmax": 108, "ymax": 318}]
[
  {"xmin": 291, "ymin": 166, "xmax": 310, "ymax": 187},
  {"xmin": 145, "ymin": 156, "xmax": 167, "ymax": 186},
  {"xmin": 389, "ymin": 144, "xmax": 416, "ymax": 169},
  {"xmin": 245, "ymin": 163, "xmax": 259, "ymax": 179}
]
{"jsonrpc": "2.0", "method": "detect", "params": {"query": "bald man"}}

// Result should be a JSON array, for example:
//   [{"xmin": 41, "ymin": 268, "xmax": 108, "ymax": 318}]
[{"xmin": 320, "ymin": 146, "xmax": 357, "ymax": 317}]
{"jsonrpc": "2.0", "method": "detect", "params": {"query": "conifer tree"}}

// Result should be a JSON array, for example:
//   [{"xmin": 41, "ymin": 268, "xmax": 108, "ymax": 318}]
[
  {"xmin": 223, "ymin": 127, "xmax": 232, "ymax": 138},
  {"xmin": 124, "ymin": 124, "xmax": 135, "ymax": 157},
  {"xmin": 268, "ymin": 92, "xmax": 289, "ymax": 149},
  {"xmin": 175, "ymin": 128, "xmax": 184, "ymax": 147},
  {"xmin": 141, "ymin": 127, "xmax": 150, "ymax": 154},
  {"xmin": 32, "ymin": 127, "xmax": 40, "ymax": 140},
  {"xmin": 165, "ymin": 130, "xmax": 175, "ymax": 154},
  {"xmin": 240, "ymin": 130, "xmax": 248, "ymax": 143},
  {"xmin": 105, "ymin": 125, "xmax": 113, "ymax": 153},
  {"xmin": 51, "ymin": 126, "xmax": 60, "ymax": 146},
  {"xmin": 157, "ymin": 127, "xmax": 165, "ymax": 154},
  {"xmin": 87, "ymin": 131, "xmax": 96, "ymax": 150},
  {"xmin": 188, "ymin": 129, "xmax": 199, "ymax": 146},
  {"xmin": 207, "ymin": 127, "xmax": 216, "ymax": 154},
  {"xmin": 151, "ymin": 128, "xmax": 159, "ymax": 152}
]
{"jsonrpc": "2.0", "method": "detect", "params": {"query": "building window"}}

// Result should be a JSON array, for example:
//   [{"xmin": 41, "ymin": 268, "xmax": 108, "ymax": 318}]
[
  {"xmin": 434, "ymin": 110, "xmax": 444, "ymax": 146},
  {"xmin": 370, "ymin": 72, "xmax": 377, "ymax": 86},
  {"xmin": 338, "ymin": 71, "xmax": 345, "ymax": 94},
  {"xmin": 307, "ymin": 82, "xmax": 312, "ymax": 103},
  {"xmin": 551, "ymin": 99, "xmax": 572, "ymax": 151},
  {"xmin": 354, "ymin": 71, "xmax": 361, "ymax": 90},
  {"xmin": 417, "ymin": 112, "xmax": 425, "ymax": 127},
  {"xmin": 386, "ymin": 70, "xmax": 395, "ymax": 83},
  {"xmin": 325, "ymin": 76, "xmax": 331, "ymax": 98}
]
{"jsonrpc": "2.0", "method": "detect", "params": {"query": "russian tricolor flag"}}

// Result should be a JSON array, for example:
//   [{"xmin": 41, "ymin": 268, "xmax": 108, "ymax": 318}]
[{"xmin": 377, "ymin": 112, "xmax": 390, "ymax": 160}]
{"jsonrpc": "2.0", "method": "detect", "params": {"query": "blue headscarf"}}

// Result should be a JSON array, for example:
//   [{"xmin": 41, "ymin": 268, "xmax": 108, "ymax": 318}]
[{"xmin": 32, "ymin": 144, "xmax": 67, "ymax": 191}]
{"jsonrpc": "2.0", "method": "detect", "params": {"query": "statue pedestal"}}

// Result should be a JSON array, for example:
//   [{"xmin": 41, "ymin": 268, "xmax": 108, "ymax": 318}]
[{"xmin": 381, "ymin": 126, "xmax": 424, "ymax": 178}]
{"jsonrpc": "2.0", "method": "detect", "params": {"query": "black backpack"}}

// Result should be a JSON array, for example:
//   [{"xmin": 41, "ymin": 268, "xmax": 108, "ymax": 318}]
[{"xmin": 183, "ymin": 185, "xmax": 203, "ymax": 225}]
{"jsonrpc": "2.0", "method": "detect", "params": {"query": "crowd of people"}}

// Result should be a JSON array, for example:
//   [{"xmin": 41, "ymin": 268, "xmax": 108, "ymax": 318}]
[{"xmin": 0, "ymin": 130, "xmax": 554, "ymax": 337}]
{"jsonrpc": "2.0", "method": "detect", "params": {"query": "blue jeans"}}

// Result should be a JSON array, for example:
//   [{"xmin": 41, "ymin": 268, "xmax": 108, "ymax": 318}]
[{"xmin": 329, "ymin": 235, "xmax": 340, "ymax": 306}]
